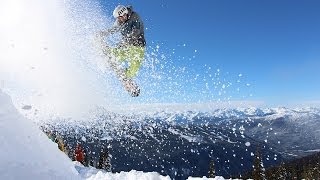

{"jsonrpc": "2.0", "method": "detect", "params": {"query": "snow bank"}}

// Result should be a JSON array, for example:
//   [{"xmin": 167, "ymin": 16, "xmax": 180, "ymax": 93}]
[
  {"xmin": 187, "ymin": 177, "xmax": 244, "ymax": 180},
  {"xmin": 187, "ymin": 177, "xmax": 225, "ymax": 180},
  {"xmin": 0, "ymin": 89, "xmax": 80, "ymax": 179},
  {"xmin": 74, "ymin": 162, "xmax": 171, "ymax": 180}
]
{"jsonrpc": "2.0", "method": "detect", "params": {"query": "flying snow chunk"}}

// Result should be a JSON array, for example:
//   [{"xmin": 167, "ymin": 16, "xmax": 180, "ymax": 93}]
[
  {"xmin": 245, "ymin": 142, "xmax": 251, "ymax": 147},
  {"xmin": 22, "ymin": 105, "xmax": 32, "ymax": 110}
]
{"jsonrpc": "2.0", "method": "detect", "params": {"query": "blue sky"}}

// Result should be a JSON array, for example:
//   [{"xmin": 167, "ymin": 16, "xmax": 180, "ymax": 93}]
[
  {"xmin": 1, "ymin": 0, "xmax": 319, "ymax": 119},
  {"xmin": 100, "ymin": 0, "xmax": 320, "ymax": 106}
]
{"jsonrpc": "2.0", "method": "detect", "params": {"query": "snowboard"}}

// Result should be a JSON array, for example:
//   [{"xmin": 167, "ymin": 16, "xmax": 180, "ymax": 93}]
[{"xmin": 95, "ymin": 34, "xmax": 140, "ymax": 97}]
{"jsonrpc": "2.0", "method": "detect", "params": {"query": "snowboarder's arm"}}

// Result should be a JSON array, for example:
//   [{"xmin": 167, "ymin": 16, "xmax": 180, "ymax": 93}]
[
  {"xmin": 99, "ymin": 21, "xmax": 120, "ymax": 37},
  {"xmin": 127, "ymin": 14, "xmax": 144, "ymax": 40}
]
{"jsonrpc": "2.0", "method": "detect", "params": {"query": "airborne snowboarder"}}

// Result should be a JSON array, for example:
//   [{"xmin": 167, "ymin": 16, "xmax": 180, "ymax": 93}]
[{"xmin": 98, "ymin": 5, "xmax": 146, "ymax": 97}]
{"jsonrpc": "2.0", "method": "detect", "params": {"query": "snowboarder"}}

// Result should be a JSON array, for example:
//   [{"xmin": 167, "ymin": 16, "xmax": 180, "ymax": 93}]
[{"xmin": 98, "ymin": 5, "xmax": 146, "ymax": 97}]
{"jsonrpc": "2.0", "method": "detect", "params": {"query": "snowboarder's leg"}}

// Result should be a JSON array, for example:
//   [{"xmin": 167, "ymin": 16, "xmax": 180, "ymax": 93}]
[
  {"xmin": 109, "ymin": 46, "xmax": 145, "ymax": 78},
  {"xmin": 104, "ymin": 48, "xmax": 141, "ymax": 97},
  {"xmin": 103, "ymin": 47, "xmax": 127, "ymax": 80},
  {"xmin": 124, "ymin": 46, "xmax": 145, "ymax": 78}
]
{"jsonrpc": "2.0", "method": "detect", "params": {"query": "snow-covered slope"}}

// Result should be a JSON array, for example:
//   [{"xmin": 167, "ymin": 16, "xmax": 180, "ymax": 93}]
[
  {"xmin": 0, "ymin": 89, "xmax": 80, "ymax": 179},
  {"xmin": 75, "ymin": 162, "xmax": 171, "ymax": 180}
]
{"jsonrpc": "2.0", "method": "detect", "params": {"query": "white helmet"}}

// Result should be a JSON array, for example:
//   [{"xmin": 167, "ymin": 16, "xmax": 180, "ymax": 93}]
[{"xmin": 113, "ymin": 5, "xmax": 128, "ymax": 18}]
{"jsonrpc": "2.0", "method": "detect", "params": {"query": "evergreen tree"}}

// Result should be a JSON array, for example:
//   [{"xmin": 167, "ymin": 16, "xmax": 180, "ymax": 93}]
[
  {"xmin": 208, "ymin": 159, "xmax": 215, "ymax": 178},
  {"xmin": 314, "ymin": 153, "xmax": 320, "ymax": 179},
  {"xmin": 252, "ymin": 146, "xmax": 266, "ymax": 180},
  {"xmin": 97, "ymin": 147, "xmax": 111, "ymax": 172},
  {"xmin": 266, "ymin": 167, "xmax": 278, "ymax": 179},
  {"xmin": 302, "ymin": 164, "xmax": 313, "ymax": 179},
  {"xmin": 89, "ymin": 160, "xmax": 94, "ymax": 167},
  {"xmin": 277, "ymin": 162, "xmax": 288, "ymax": 180},
  {"xmin": 288, "ymin": 164, "xmax": 297, "ymax": 179},
  {"xmin": 83, "ymin": 148, "xmax": 89, "ymax": 167}
]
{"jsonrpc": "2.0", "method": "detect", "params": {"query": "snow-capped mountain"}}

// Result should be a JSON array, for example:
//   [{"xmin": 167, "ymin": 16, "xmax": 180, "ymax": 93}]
[
  {"xmin": 218, "ymin": 107, "xmax": 320, "ymax": 158},
  {"xmin": 143, "ymin": 107, "xmax": 320, "ymax": 158},
  {"xmin": 45, "ymin": 107, "xmax": 284, "ymax": 179},
  {"xmin": 145, "ymin": 107, "xmax": 320, "ymax": 121},
  {"xmin": 44, "ymin": 106, "xmax": 320, "ymax": 179}
]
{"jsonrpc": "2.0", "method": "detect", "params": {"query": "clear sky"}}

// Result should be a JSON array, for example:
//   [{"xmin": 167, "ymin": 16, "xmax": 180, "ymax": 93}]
[
  {"xmin": 1, "ymin": 0, "xmax": 320, "ymax": 116},
  {"xmin": 98, "ymin": 0, "xmax": 320, "ymax": 107}
]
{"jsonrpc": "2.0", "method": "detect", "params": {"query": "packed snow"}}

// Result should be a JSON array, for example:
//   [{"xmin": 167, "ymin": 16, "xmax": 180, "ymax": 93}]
[
  {"xmin": 0, "ymin": 89, "xmax": 228, "ymax": 179},
  {"xmin": 0, "ymin": 89, "xmax": 79, "ymax": 179}
]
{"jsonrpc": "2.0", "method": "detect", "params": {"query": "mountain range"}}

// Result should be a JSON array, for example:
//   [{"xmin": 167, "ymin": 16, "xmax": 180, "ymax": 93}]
[{"xmin": 46, "ymin": 107, "xmax": 320, "ymax": 179}]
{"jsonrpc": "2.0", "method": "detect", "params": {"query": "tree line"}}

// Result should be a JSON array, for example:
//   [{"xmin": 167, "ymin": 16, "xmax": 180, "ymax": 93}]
[
  {"xmin": 241, "ymin": 147, "xmax": 320, "ymax": 179},
  {"xmin": 43, "ymin": 128, "xmax": 320, "ymax": 179}
]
